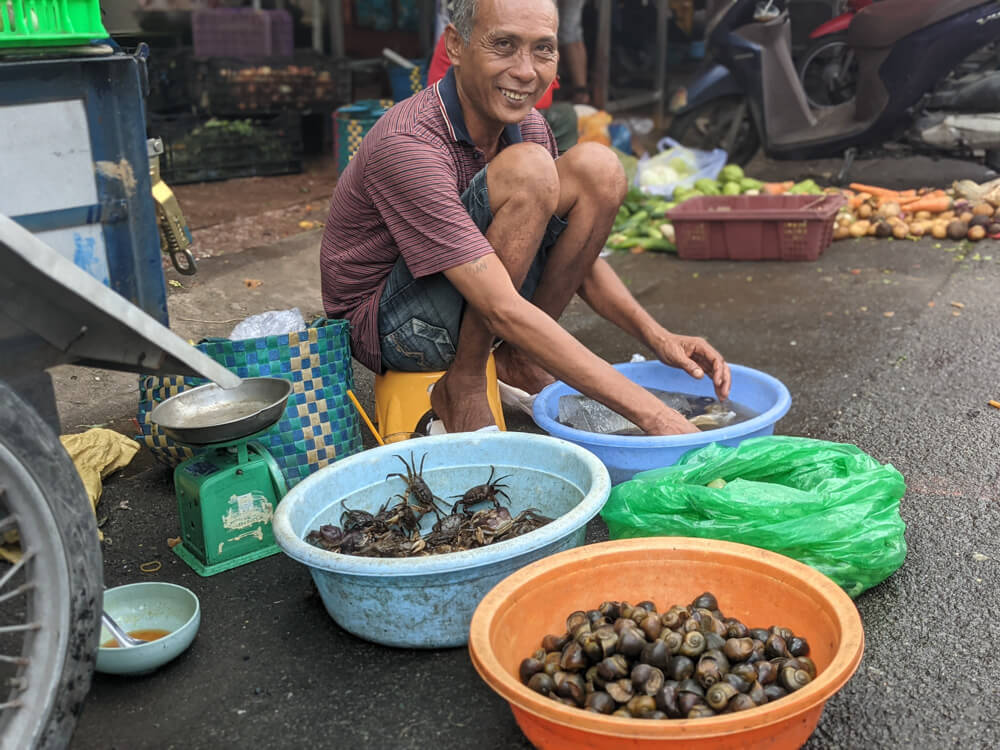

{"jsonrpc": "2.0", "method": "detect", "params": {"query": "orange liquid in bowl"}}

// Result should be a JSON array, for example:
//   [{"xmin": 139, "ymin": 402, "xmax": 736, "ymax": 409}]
[{"xmin": 101, "ymin": 628, "xmax": 171, "ymax": 648}]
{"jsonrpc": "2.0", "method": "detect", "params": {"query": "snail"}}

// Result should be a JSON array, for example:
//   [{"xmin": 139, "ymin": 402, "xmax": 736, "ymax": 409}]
[{"xmin": 518, "ymin": 594, "xmax": 820, "ymax": 722}]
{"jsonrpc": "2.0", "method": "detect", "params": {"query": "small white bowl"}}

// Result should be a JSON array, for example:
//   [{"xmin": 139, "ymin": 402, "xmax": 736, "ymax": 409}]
[{"xmin": 96, "ymin": 582, "xmax": 200, "ymax": 676}]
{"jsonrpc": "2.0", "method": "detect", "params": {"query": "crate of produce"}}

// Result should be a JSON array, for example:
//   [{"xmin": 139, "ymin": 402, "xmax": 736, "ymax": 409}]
[
  {"xmin": 193, "ymin": 53, "xmax": 352, "ymax": 115},
  {"xmin": 665, "ymin": 194, "xmax": 847, "ymax": 261},
  {"xmin": 152, "ymin": 113, "xmax": 303, "ymax": 184},
  {"xmin": 0, "ymin": 0, "xmax": 108, "ymax": 48},
  {"xmin": 146, "ymin": 47, "xmax": 196, "ymax": 114},
  {"xmin": 333, "ymin": 99, "xmax": 393, "ymax": 176},
  {"xmin": 192, "ymin": 8, "xmax": 292, "ymax": 59}
]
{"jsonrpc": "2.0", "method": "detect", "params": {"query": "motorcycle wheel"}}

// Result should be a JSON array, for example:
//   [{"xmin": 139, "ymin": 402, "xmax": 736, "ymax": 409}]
[
  {"xmin": 0, "ymin": 380, "xmax": 103, "ymax": 750},
  {"xmin": 667, "ymin": 95, "xmax": 760, "ymax": 166},
  {"xmin": 797, "ymin": 33, "xmax": 858, "ymax": 109}
]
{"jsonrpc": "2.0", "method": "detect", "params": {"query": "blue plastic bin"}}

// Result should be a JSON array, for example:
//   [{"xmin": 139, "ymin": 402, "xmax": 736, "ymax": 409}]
[
  {"xmin": 272, "ymin": 431, "xmax": 611, "ymax": 648},
  {"xmin": 388, "ymin": 59, "xmax": 428, "ymax": 102},
  {"xmin": 532, "ymin": 361, "xmax": 792, "ymax": 485}
]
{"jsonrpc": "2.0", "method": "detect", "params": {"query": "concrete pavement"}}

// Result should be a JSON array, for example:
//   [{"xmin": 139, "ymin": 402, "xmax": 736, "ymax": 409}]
[{"xmin": 63, "ymin": 228, "xmax": 1000, "ymax": 749}]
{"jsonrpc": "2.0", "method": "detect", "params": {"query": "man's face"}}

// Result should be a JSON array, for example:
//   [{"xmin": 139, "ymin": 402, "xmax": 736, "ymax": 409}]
[{"xmin": 448, "ymin": 0, "xmax": 559, "ymax": 129}]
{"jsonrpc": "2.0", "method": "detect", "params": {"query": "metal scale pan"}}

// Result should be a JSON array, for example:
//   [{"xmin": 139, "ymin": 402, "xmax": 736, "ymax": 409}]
[{"xmin": 149, "ymin": 377, "xmax": 292, "ymax": 445}]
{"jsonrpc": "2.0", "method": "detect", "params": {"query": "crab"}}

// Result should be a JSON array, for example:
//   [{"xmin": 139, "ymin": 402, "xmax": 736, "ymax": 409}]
[
  {"xmin": 386, "ymin": 452, "xmax": 447, "ymax": 520},
  {"xmin": 451, "ymin": 466, "xmax": 512, "ymax": 514}
]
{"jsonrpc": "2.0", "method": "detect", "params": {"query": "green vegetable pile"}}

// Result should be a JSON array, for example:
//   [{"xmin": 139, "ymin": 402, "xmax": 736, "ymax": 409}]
[{"xmin": 608, "ymin": 164, "xmax": 762, "ymax": 253}]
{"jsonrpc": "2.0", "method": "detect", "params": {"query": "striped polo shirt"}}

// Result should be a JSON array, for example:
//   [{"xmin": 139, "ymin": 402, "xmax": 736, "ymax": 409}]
[{"xmin": 319, "ymin": 67, "xmax": 558, "ymax": 373}]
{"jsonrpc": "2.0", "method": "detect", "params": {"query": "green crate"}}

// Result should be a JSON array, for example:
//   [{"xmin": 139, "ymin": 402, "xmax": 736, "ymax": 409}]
[{"xmin": 0, "ymin": 0, "xmax": 109, "ymax": 49}]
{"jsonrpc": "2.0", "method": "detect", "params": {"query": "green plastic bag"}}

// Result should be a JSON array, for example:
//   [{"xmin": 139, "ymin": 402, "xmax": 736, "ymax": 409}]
[{"xmin": 601, "ymin": 436, "xmax": 907, "ymax": 598}]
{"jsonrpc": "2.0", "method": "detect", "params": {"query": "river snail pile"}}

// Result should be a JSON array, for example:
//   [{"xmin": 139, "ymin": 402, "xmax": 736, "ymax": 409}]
[{"xmin": 518, "ymin": 592, "xmax": 816, "ymax": 719}]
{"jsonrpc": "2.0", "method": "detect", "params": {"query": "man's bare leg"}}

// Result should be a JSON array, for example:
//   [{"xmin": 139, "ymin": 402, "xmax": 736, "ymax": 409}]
[
  {"xmin": 430, "ymin": 144, "xmax": 559, "ymax": 432},
  {"xmin": 494, "ymin": 142, "xmax": 627, "ymax": 394}
]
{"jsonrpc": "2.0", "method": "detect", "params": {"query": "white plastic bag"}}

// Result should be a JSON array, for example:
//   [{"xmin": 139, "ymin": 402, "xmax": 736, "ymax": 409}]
[
  {"xmin": 636, "ymin": 137, "xmax": 727, "ymax": 199},
  {"xmin": 229, "ymin": 308, "xmax": 306, "ymax": 340}
]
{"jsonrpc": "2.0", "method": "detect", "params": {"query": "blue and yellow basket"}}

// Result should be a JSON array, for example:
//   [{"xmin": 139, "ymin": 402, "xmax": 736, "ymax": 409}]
[{"xmin": 333, "ymin": 99, "xmax": 393, "ymax": 176}]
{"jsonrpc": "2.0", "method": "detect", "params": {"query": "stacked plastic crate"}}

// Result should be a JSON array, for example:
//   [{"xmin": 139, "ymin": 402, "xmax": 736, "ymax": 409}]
[{"xmin": 152, "ymin": 9, "xmax": 299, "ymax": 184}]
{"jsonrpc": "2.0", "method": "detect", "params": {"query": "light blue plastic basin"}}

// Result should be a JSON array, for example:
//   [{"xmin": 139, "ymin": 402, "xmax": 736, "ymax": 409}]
[
  {"xmin": 532, "ymin": 362, "xmax": 792, "ymax": 485},
  {"xmin": 272, "ymin": 431, "xmax": 611, "ymax": 648}
]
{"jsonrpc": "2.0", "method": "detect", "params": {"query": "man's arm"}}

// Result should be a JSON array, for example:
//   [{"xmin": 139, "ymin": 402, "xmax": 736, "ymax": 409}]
[
  {"xmin": 443, "ymin": 253, "xmax": 699, "ymax": 435},
  {"xmin": 577, "ymin": 257, "xmax": 732, "ymax": 400}
]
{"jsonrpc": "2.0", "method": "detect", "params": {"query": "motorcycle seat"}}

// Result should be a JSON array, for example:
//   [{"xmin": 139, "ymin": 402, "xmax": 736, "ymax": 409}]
[{"xmin": 848, "ymin": 0, "xmax": 988, "ymax": 49}]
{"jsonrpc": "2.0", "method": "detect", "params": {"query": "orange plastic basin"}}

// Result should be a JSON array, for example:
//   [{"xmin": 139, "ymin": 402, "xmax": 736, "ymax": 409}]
[{"xmin": 468, "ymin": 537, "xmax": 864, "ymax": 749}]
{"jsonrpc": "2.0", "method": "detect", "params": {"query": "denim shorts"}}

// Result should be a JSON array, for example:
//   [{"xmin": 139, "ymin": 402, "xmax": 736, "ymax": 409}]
[{"xmin": 378, "ymin": 165, "xmax": 567, "ymax": 372}]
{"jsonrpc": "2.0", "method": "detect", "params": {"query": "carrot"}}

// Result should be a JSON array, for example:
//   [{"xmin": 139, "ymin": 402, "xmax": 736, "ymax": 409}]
[
  {"xmin": 902, "ymin": 195, "xmax": 952, "ymax": 215},
  {"xmin": 764, "ymin": 182, "xmax": 787, "ymax": 195},
  {"xmin": 899, "ymin": 189, "xmax": 917, "ymax": 198},
  {"xmin": 849, "ymin": 183, "xmax": 900, "ymax": 199}
]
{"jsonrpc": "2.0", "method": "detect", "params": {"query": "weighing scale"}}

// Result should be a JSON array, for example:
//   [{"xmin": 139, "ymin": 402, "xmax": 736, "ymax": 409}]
[{"xmin": 149, "ymin": 377, "xmax": 292, "ymax": 576}]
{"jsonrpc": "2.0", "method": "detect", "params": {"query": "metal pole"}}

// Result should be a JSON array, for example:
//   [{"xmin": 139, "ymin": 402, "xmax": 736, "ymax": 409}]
[
  {"xmin": 329, "ymin": 0, "xmax": 346, "ymax": 57},
  {"xmin": 312, "ymin": 0, "xmax": 324, "ymax": 53},
  {"xmin": 593, "ymin": 0, "xmax": 611, "ymax": 111},
  {"xmin": 655, "ymin": 0, "xmax": 669, "ymax": 129}
]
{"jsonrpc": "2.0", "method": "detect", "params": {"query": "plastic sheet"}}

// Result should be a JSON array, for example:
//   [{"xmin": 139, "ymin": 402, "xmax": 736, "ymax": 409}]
[
  {"xmin": 601, "ymin": 436, "xmax": 907, "ymax": 597},
  {"xmin": 230, "ymin": 308, "xmax": 305, "ymax": 340}
]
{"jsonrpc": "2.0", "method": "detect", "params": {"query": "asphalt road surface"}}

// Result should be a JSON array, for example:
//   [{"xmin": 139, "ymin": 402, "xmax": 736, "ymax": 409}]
[{"xmin": 67, "ymin": 233, "xmax": 1000, "ymax": 749}]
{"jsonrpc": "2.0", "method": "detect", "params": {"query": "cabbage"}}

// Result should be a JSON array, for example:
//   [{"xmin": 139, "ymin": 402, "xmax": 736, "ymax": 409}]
[{"xmin": 639, "ymin": 163, "xmax": 681, "ymax": 188}]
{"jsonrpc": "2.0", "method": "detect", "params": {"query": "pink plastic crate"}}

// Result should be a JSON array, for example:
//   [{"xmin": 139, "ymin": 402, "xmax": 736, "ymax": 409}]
[
  {"xmin": 666, "ymin": 194, "xmax": 847, "ymax": 261},
  {"xmin": 192, "ymin": 9, "xmax": 293, "ymax": 59}
]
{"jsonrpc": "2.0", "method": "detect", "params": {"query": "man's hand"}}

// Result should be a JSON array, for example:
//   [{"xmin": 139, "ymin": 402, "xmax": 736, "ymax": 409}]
[
  {"xmin": 643, "ymin": 405, "xmax": 700, "ymax": 435},
  {"xmin": 651, "ymin": 333, "xmax": 732, "ymax": 401}
]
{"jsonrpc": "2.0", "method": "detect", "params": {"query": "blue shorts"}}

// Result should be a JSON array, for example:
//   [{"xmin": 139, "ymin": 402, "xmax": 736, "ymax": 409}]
[{"xmin": 378, "ymin": 166, "xmax": 567, "ymax": 372}]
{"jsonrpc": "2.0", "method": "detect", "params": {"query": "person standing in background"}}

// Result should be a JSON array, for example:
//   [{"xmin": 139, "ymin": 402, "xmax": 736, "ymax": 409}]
[{"xmin": 557, "ymin": 0, "xmax": 590, "ymax": 104}]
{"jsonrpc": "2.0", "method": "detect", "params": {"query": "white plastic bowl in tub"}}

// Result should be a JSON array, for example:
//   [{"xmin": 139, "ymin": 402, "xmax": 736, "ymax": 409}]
[
  {"xmin": 532, "ymin": 361, "xmax": 792, "ymax": 484},
  {"xmin": 96, "ymin": 582, "xmax": 201, "ymax": 676},
  {"xmin": 272, "ymin": 431, "xmax": 611, "ymax": 648}
]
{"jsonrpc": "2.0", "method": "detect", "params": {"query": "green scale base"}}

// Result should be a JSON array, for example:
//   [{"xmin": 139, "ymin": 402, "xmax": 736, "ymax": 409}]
[{"xmin": 172, "ymin": 436, "xmax": 288, "ymax": 577}]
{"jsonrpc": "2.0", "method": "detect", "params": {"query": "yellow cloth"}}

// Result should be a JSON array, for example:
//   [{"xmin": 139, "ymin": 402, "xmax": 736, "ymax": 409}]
[
  {"xmin": 0, "ymin": 428, "xmax": 139, "ymax": 564},
  {"xmin": 59, "ymin": 428, "xmax": 140, "ymax": 510}
]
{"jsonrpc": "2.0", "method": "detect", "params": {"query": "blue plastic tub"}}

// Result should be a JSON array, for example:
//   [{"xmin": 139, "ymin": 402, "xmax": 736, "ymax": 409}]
[
  {"xmin": 272, "ymin": 432, "xmax": 610, "ymax": 648},
  {"xmin": 532, "ymin": 362, "xmax": 792, "ymax": 485}
]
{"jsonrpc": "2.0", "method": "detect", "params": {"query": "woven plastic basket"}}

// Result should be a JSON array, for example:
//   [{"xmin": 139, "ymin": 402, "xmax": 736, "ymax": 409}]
[
  {"xmin": 333, "ymin": 99, "xmax": 392, "ymax": 176},
  {"xmin": 666, "ymin": 194, "xmax": 847, "ymax": 261},
  {"xmin": 0, "ymin": 0, "xmax": 108, "ymax": 48}
]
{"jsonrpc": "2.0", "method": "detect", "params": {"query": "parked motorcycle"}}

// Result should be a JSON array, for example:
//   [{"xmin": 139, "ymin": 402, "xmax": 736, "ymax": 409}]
[
  {"xmin": 797, "ymin": 0, "xmax": 871, "ymax": 108},
  {"xmin": 668, "ymin": 0, "xmax": 1000, "ymax": 169}
]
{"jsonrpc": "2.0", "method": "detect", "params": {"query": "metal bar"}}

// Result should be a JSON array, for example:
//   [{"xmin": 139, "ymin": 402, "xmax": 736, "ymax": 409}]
[
  {"xmin": 0, "ymin": 623, "xmax": 40, "ymax": 635},
  {"xmin": 0, "ymin": 583, "xmax": 30, "ymax": 605},
  {"xmin": 605, "ymin": 91, "xmax": 663, "ymax": 113},
  {"xmin": 312, "ymin": 0, "xmax": 323, "ymax": 52},
  {"xmin": 329, "ymin": 0, "xmax": 345, "ymax": 58},
  {"xmin": 593, "ymin": 0, "xmax": 611, "ymax": 110},
  {"xmin": 0, "ymin": 554, "xmax": 26, "ymax": 592},
  {"xmin": 655, "ymin": 0, "xmax": 669, "ymax": 129},
  {"xmin": 10, "ymin": 204, "xmax": 123, "ymax": 234}
]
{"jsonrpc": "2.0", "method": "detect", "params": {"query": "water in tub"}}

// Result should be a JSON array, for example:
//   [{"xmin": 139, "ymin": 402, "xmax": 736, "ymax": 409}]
[{"xmin": 556, "ymin": 390, "xmax": 757, "ymax": 435}]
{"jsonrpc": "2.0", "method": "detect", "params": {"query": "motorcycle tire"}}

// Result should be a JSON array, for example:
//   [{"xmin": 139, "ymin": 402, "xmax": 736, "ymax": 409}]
[
  {"xmin": 797, "ymin": 33, "xmax": 858, "ymax": 109},
  {"xmin": 0, "ymin": 379, "xmax": 103, "ymax": 750},
  {"xmin": 667, "ymin": 95, "xmax": 760, "ymax": 166}
]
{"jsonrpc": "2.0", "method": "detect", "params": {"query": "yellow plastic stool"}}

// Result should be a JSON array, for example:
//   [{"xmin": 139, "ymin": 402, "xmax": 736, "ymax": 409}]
[{"xmin": 374, "ymin": 353, "xmax": 506, "ymax": 437}]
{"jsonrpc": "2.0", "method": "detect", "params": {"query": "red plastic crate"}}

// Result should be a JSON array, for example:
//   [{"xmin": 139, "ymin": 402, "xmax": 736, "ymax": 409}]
[
  {"xmin": 666, "ymin": 194, "xmax": 847, "ymax": 261},
  {"xmin": 192, "ymin": 9, "xmax": 293, "ymax": 59}
]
